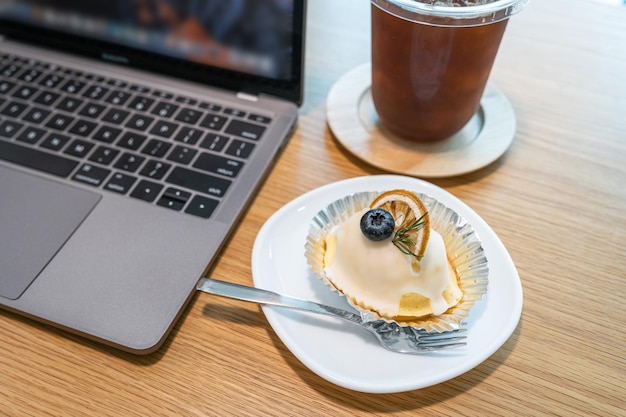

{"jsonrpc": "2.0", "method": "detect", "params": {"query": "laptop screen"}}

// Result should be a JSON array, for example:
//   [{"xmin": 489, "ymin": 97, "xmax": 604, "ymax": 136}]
[{"xmin": 0, "ymin": 0, "xmax": 305, "ymax": 103}]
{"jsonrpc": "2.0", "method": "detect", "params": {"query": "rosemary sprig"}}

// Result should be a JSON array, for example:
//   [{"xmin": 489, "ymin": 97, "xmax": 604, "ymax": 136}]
[{"xmin": 392, "ymin": 212, "xmax": 428, "ymax": 259}]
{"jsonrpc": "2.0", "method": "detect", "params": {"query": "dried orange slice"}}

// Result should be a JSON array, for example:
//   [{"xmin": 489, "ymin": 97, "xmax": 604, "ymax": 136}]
[{"xmin": 370, "ymin": 189, "xmax": 430, "ymax": 259}]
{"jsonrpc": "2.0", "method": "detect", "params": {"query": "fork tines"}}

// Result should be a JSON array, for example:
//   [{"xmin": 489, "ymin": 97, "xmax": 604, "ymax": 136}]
[{"xmin": 414, "ymin": 328, "xmax": 468, "ymax": 351}]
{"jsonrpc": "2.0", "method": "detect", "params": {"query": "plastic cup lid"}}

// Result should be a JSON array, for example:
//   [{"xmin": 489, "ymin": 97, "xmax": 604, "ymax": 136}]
[{"xmin": 372, "ymin": 0, "xmax": 532, "ymax": 26}]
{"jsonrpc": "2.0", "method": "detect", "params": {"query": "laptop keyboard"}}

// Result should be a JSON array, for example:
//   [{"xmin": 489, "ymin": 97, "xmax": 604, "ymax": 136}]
[{"xmin": 0, "ymin": 53, "xmax": 272, "ymax": 219}]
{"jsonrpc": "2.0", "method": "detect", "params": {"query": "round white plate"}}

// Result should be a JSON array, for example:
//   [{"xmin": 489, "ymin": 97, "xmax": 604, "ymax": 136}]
[
  {"xmin": 326, "ymin": 64, "xmax": 517, "ymax": 178},
  {"xmin": 251, "ymin": 175, "xmax": 522, "ymax": 393}
]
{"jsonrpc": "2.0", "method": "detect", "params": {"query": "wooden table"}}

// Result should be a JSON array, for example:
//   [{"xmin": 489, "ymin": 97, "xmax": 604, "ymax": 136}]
[{"xmin": 2, "ymin": 0, "xmax": 625, "ymax": 415}]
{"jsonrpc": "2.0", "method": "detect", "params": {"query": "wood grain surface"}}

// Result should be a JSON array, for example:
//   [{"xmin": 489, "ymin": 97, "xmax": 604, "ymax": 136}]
[{"xmin": 1, "ymin": 0, "xmax": 625, "ymax": 415}]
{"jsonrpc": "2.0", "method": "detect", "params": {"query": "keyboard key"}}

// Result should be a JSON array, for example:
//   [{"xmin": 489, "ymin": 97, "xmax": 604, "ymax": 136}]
[
  {"xmin": 163, "ymin": 187, "xmax": 191, "ymax": 201},
  {"xmin": 224, "ymin": 108, "xmax": 246, "ymax": 117},
  {"xmin": 118, "ymin": 132, "xmax": 147, "ymax": 150},
  {"xmin": 102, "ymin": 108, "xmax": 130, "ymax": 124},
  {"xmin": 43, "ymin": 62, "xmax": 62, "ymax": 72},
  {"xmin": 157, "ymin": 196, "xmax": 185, "ymax": 211},
  {"xmin": 1, "ymin": 101, "xmax": 28, "ymax": 118},
  {"xmin": 225, "ymin": 139, "xmax": 255, "ymax": 159},
  {"xmin": 248, "ymin": 114, "xmax": 272, "ymax": 124},
  {"xmin": 199, "ymin": 133, "xmax": 229, "ymax": 152},
  {"xmin": 0, "ymin": 80, "xmax": 16, "ymax": 94},
  {"xmin": 114, "ymin": 152, "xmax": 145, "ymax": 172},
  {"xmin": 157, "ymin": 187, "xmax": 191, "ymax": 211},
  {"xmin": 105, "ymin": 172, "xmax": 137, "ymax": 194},
  {"xmin": 25, "ymin": 58, "xmax": 41, "ymax": 67},
  {"xmin": 64, "ymin": 139, "xmax": 94, "ymax": 158},
  {"xmin": 166, "ymin": 166, "xmax": 231, "ymax": 198},
  {"xmin": 60, "ymin": 79, "xmax": 86, "ymax": 94},
  {"xmin": 17, "ymin": 68, "xmax": 42, "ymax": 83},
  {"xmin": 64, "ymin": 69, "xmax": 82, "ymax": 77},
  {"xmin": 57, "ymin": 97, "xmax": 83, "ymax": 113},
  {"xmin": 12, "ymin": 85, "xmax": 38, "ymax": 100},
  {"xmin": 68, "ymin": 119, "xmax": 97, "ymax": 137},
  {"xmin": 79, "ymin": 102, "xmax": 107, "ymax": 118},
  {"xmin": 193, "ymin": 153, "xmax": 243, "ymax": 178},
  {"xmin": 107, "ymin": 79, "xmax": 127, "ymax": 88},
  {"xmin": 141, "ymin": 138, "xmax": 171, "ymax": 157},
  {"xmin": 125, "ymin": 114, "xmax": 154, "ymax": 131},
  {"xmin": 0, "ymin": 63, "xmax": 20, "ymax": 77},
  {"xmin": 23, "ymin": 107, "xmax": 51, "ymax": 124},
  {"xmin": 167, "ymin": 145, "xmax": 197, "ymax": 165},
  {"xmin": 175, "ymin": 96, "xmax": 197, "ymax": 105},
  {"xmin": 128, "ymin": 95, "xmax": 154, "ymax": 112},
  {"xmin": 17, "ymin": 126, "xmax": 46, "ymax": 144},
  {"xmin": 82, "ymin": 85, "xmax": 109, "ymax": 100},
  {"xmin": 199, "ymin": 102, "xmax": 222, "ymax": 111},
  {"xmin": 185, "ymin": 195, "xmax": 219, "ymax": 218},
  {"xmin": 224, "ymin": 119, "xmax": 266, "ymax": 141},
  {"xmin": 0, "ymin": 140, "xmax": 78, "ymax": 177},
  {"xmin": 152, "ymin": 90, "xmax": 173, "ymax": 99},
  {"xmin": 151, "ymin": 101, "xmax": 178, "ymax": 118},
  {"xmin": 45, "ymin": 113, "xmax": 73, "ymax": 131},
  {"xmin": 72, "ymin": 163, "xmax": 110, "ymax": 186},
  {"xmin": 175, "ymin": 107, "xmax": 203, "ymax": 124},
  {"xmin": 85, "ymin": 74, "xmax": 105, "ymax": 83},
  {"xmin": 150, "ymin": 120, "xmax": 178, "ymax": 138},
  {"xmin": 175, "ymin": 127, "xmax": 204, "ymax": 145},
  {"xmin": 89, "ymin": 145, "xmax": 119, "ymax": 165},
  {"xmin": 199, "ymin": 113, "xmax": 227, "ymax": 131},
  {"xmin": 40, "ymin": 133, "xmax": 71, "ymax": 151},
  {"xmin": 130, "ymin": 179, "xmax": 163, "ymax": 203},
  {"xmin": 93, "ymin": 125, "xmax": 122, "ymax": 143},
  {"xmin": 33, "ymin": 90, "xmax": 60, "ymax": 106},
  {"xmin": 0, "ymin": 120, "xmax": 23, "ymax": 137},
  {"xmin": 130, "ymin": 84, "xmax": 150, "ymax": 94},
  {"xmin": 140, "ymin": 159, "xmax": 171, "ymax": 179},
  {"xmin": 39, "ymin": 73, "xmax": 64, "ymax": 88},
  {"xmin": 105, "ymin": 90, "xmax": 131, "ymax": 106}
]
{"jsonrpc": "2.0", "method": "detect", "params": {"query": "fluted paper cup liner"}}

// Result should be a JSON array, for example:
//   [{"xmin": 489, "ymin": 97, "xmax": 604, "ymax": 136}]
[{"xmin": 305, "ymin": 191, "xmax": 488, "ymax": 332}]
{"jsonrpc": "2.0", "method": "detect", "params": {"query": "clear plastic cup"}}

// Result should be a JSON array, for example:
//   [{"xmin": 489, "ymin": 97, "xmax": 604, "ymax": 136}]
[{"xmin": 371, "ymin": 0, "xmax": 530, "ymax": 142}]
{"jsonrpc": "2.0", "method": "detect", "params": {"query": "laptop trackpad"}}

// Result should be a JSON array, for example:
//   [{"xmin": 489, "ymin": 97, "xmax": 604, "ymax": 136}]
[{"xmin": 0, "ymin": 166, "xmax": 100, "ymax": 300}]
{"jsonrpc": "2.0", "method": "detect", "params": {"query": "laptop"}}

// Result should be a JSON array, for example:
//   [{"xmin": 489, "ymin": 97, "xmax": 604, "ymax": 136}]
[{"xmin": 0, "ymin": 0, "xmax": 306, "ymax": 354}]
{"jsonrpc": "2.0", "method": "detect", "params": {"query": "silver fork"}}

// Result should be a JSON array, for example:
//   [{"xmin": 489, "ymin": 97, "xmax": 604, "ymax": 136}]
[{"xmin": 196, "ymin": 278, "xmax": 467, "ymax": 354}]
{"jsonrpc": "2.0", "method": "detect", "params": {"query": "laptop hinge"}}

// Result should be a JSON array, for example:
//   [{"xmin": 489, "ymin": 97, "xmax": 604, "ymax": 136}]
[{"xmin": 236, "ymin": 92, "xmax": 259, "ymax": 102}]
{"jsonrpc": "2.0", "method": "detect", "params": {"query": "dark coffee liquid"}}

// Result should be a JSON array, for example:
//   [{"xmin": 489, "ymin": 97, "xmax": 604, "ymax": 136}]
[{"xmin": 371, "ymin": 4, "xmax": 508, "ymax": 142}]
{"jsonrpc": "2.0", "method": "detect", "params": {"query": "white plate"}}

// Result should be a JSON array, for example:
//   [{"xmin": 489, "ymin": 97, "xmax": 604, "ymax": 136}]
[{"xmin": 251, "ymin": 175, "xmax": 522, "ymax": 393}]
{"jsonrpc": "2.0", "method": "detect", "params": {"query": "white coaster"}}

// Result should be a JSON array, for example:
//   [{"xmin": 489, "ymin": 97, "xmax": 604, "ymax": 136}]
[{"xmin": 326, "ymin": 63, "xmax": 516, "ymax": 178}]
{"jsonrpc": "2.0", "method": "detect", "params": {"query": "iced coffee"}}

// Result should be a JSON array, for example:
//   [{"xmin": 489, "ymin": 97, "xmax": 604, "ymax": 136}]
[{"xmin": 371, "ymin": 0, "xmax": 528, "ymax": 142}]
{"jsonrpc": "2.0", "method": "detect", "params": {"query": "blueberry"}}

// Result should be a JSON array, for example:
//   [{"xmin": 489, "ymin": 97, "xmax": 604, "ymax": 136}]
[{"xmin": 360, "ymin": 208, "xmax": 395, "ymax": 241}]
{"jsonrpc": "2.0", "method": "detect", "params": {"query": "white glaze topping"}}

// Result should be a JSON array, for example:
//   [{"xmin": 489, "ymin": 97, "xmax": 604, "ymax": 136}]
[{"xmin": 324, "ymin": 209, "xmax": 452, "ymax": 317}]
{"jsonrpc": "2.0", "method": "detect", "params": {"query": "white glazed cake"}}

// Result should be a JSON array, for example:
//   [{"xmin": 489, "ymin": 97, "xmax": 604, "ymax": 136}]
[{"xmin": 323, "ymin": 206, "xmax": 463, "ymax": 319}]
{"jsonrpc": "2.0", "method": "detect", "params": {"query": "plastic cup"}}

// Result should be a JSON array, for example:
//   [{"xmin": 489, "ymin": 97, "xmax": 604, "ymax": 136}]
[{"xmin": 371, "ymin": 0, "xmax": 530, "ymax": 142}]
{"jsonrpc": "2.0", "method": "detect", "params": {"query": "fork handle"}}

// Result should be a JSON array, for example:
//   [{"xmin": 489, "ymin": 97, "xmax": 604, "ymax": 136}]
[{"xmin": 196, "ymin": 278, "xmax": 362, "ymax": 323}]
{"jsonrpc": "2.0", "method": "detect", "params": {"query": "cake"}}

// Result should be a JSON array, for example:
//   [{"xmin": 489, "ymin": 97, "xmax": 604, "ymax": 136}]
[{"xmin": 305, "ymin": 188, "xmax": 488, "ymax": 330}]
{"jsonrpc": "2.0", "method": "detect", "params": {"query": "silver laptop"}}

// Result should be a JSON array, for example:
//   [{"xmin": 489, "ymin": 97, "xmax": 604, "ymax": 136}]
[{"xmin": 0, "ymin": 0, "xmax": 306, "ymax": 353}]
